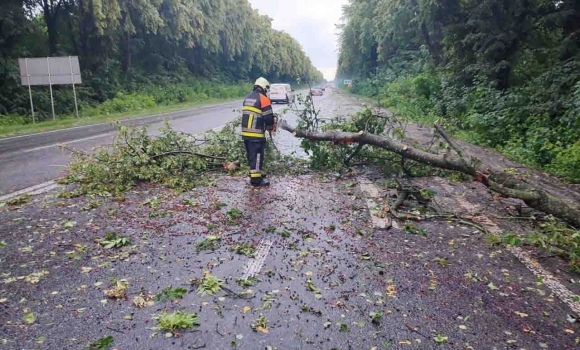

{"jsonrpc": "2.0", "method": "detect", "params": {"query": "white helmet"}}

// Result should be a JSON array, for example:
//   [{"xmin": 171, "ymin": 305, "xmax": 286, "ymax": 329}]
[{"xmin": 254, "ymin": 77, "xmax": 270, "ymax": 93}]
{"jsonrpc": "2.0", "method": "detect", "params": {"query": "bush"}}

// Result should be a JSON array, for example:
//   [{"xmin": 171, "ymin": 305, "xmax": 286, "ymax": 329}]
[
  {"xmin": 547, "ymin": 141, "xmax": 580, "ymax": 183},
  {"xmin": 91, "ymin": 92, "xmax": 157, "ymax": 115}
]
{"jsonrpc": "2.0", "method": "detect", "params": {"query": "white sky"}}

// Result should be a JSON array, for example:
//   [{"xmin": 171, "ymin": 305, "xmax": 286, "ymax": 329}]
[{"xmin": 248, "ymin": 0, "xmax": 349, "ymax": 81}]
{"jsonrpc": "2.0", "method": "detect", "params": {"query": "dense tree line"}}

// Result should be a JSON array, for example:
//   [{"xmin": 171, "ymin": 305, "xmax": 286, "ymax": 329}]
[
  {"xmin": 0, "ymin": 0, "xmax": 323, "ymax": 119},
  {"xmin": 337, "ymin": 0, "xmax": 580, "ymax": 182}
]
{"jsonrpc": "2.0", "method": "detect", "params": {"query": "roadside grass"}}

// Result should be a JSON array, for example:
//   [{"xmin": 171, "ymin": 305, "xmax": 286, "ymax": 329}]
[{"xmin": 0, "ymin": 97, "xmax": 239, "ymax": 138}]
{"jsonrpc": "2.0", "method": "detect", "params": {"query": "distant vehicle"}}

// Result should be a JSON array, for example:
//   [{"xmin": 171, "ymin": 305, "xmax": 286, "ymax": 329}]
[
  {"xmin": 270, "ymin": 84, "xmax": 295, "ymax": 104},
  {"xmin": 311, "ymin": 87, "xmax": 323, "ymax": 96}
]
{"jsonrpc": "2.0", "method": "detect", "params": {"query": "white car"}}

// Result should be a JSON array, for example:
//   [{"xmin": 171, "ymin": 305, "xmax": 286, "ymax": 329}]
[{"xmin": 269, "ymin": 84, "xmax": 295, "ymax": 104}]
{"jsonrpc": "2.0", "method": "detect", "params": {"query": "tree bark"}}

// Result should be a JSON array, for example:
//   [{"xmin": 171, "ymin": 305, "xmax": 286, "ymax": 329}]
[
  {"xmin": 280, "ymin": 120, "xmax": 580, "ymax": 227},
  {"xmin": 42, "ymin": 0, "xmax": 61, "ymax": 55}
]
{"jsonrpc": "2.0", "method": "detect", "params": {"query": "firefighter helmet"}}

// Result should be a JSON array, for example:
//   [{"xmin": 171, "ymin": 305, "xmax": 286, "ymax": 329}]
[{"xmin": 254, "ymin": 77, "xmax": 270, "ymax": 93}]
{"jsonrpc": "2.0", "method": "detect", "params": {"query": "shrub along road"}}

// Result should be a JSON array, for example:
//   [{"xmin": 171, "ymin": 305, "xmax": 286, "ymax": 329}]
[{"xmin": 0, "ymin": 90, "xmax": 579, "ymax": 349}]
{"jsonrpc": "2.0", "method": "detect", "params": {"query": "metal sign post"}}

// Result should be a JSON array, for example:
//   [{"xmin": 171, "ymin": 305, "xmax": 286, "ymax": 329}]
[
  {"xmin": 46, "ymin": 57, "xmax": 56, "ymax": 121},
  {"xmin": 18, "ymin": 56, "xmax": 82, "ymax": 121},
  {"xmin": 24, "ymin": 58, "xmax": 35, "ymax": 124},
  {"xmin": 69, "ymin": 56, "xmax": 79, "ymax": 118}
]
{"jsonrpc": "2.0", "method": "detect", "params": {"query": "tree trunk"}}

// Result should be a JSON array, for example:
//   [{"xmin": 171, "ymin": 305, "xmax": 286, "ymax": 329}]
[
  {"xmin": 120, "ymin": 10, "xmax": 131, "ymax": 74},
  {"xmin": 42, "ymin": 0, "xmax": 60, "ymax": 55},
  {"xmin": 122, "ymin": 31, "xmax": 131, "ymax": 73},
  {"xmin": 280, "ymin": 120, "xmax": 580, "ymax": 227}
]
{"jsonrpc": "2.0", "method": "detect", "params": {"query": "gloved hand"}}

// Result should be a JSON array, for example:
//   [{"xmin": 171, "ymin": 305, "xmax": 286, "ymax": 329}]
[{"xmin": 267, "ymin": 114, "xmax": 279, "ymax": 133}]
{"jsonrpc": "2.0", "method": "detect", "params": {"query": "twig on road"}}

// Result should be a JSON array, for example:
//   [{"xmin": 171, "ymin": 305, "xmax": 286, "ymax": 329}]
[
  {"xmin": 405, "ymin": 323, "xmax": 429, "ymax": 339},
  {"xmin": 106, "ymin": 326, "xmax": 126, "ymax": 334},
  {"xmin": 215, "ymin": 322, "xmax": 223, "ymax": 337}
]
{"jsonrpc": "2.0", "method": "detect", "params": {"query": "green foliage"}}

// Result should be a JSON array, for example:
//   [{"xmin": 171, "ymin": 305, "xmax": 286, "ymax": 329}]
[
  {"xmin": 153, "ymin": 311, "xmax": 200, "ymax": 334},
  {"xmin": 236, "ymin": 276, "xmax": 258, "ymax": 287},
  {"xmin": 505, "ymin": 216, "xmax": 580, "ymax": 272},
  {"xmin": 7, "ymin": 194, "xmax": 30, "ymax": 206},
  {"xmin": 250, "ymin": 314, "xmax": 269, "ymax": 333},
  {"xmin": 154, "ymin": 286, "xmax": 188, "ymax": 301},
  {"xmin": 369, "ymin": 312, "xmax": 382, "ymax": 324},
  {"xmin": 226, "ymin": 208, "xmax": 244, "ymax": 224},
  {"xmin": 196, "ymin": 235, "xmax": 222, "ymax": 252},
  {"xmin": 99, "ymin": 232, "xmax": 131, "ymax": 249},
  {"xmin": 0, "ymin": 1, "xmax": 323, "ymax": 122},
  {"xmin": 547, "ymin": 141, "xmax": 580, "ymax": 183},
  {"xmin": 196, "ymin": 273, "xmax": 224, "ymax": 296},
  {"xmin": 338, "ymin": 0, "xmax": 580, "ymax": 182},
  {"xmin": 63, "ymin": 116, "xmax": 300, "ymax": 195},
  {"xmin": 231, "ymin": 243, "xmax": 255, "ymax": 256},
  {"xmin": 403, "ymin": 223, "xmax": 428, "ymax": 237},
  {"xmin": 86, "ymin": 336, "xmax": 114, "ymax": 350}
]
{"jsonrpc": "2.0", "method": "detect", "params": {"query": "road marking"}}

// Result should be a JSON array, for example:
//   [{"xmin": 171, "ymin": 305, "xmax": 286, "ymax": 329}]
[
  {"xmin": 358, "ymin": 176, "xmax": 394, "ymax": 229},
  {"xmin": 0, "ymin": 180, "xmax": 59, "ymax": 202},
  {"xmin": 435, "ymin": 178, "xmax": 580, "ymax": 316},
  {"xmin": 2, "ymin": 123, "xmax": 231, "ymax": 201},
  {"xmin": 22, "ymin": 132, "xmax": 116, "ymax": 153},
  {"xmin": 241, "ymin": 239, "xmax": 273, "ymax": 280},
  {"xmin": 0, "ymin": 101, "xmax": 241, "ymax": 142}
]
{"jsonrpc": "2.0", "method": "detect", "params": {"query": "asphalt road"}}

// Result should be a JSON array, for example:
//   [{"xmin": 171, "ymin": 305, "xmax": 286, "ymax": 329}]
[
  {"xmin": 1, "ymin": 89, "xmax": 579, "ymax": 350},
  {"xmin": 0, "ymin": 89, "xmax": 344, "ymax": 196}
]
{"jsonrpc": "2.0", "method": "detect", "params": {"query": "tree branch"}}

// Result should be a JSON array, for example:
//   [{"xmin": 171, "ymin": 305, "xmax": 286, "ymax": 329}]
[
  {"xmin": 151, "ymin": 151, "xmax": 227, "ymax": 161},
  {"xmin": 280, "ymin": 120, "xmax": 580, "ymax": 227}
]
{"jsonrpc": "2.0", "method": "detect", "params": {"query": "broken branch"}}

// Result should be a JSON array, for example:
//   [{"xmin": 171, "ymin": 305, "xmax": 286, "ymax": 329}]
[{"xmin": 280, "ymin": 120, "xmax": 580, "ymax": 227}]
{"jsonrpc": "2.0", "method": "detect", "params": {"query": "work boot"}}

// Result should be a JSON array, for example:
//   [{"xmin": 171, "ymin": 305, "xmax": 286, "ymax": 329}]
[{"xmin": 251, "ymin": 180, "xmax": 270, "ymax": 187}]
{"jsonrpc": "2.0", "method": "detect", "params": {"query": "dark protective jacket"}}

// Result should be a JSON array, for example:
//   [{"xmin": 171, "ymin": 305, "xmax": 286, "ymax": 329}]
[{"xmin": 241, "ymin": 88, "xmax": 274, "ymax": 140}]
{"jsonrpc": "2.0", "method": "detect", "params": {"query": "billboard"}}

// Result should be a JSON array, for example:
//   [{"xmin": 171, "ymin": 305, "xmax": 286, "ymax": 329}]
[
  {"xmin": 18, "ymin": 56, "xmax": 82, "ymax": 121},
  {"xmin": 19, "ymin": 56, "xmax": 82, "ymax": 86},
  {"xmin": 343, "ymin": 79, "xmax": 352, "ymax": 85}
]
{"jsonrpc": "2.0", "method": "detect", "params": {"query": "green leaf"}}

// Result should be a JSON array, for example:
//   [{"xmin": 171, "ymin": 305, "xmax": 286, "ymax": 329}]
[
  {"xmin": 434, "ymin": 334, "xmax": 448, "ymax": 344},
  {"xmin": 154, "ymin": 286, "xmax": 188, "ymax": 301},
  {"xmin": 86, "ymin": 336, "xmax": 114, "ymax": 350},
  {"xmin": 64, "ymin": 221, "xmax": 77, "ymax": 229},
  {"xmin": 23, "ymin": 313, "xmax": 36, "ymax": 325}
]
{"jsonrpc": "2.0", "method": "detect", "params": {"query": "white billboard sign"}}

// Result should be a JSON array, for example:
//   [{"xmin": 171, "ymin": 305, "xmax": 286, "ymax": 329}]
[
  {"xmin": 19, "ymin": 56, "xmax": 82, "ymax": 86},
  {"xmin": 18, "ymin": 56, "xmax": 82, "ymax": 121}
]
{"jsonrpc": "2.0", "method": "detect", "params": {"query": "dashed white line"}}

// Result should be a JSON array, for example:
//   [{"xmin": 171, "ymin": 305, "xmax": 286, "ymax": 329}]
[
  {"xmin": 241, "ymin": 239, "xmax": 273, "ymax": 280},
  {"xmin": 358, "ymin": 176, "xmax": 393, "ymax": 229},
  {"xmin": 435, "ymin": 178, "xmax": 580, "ymax": 316},
  {"xmin": 22, "ymin": 132, "xmax": 117, "ymax": 153}
]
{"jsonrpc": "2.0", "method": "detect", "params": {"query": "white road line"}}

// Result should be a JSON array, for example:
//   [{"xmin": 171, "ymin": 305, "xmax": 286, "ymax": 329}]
[
  {"xmin": 241, "ymin": 239, "xmax": 273, "ymax": 280},
  {"xmin": 1, "ymin": 123, "xmax": 231, "ymax": 202},
  {"xmin": 358, "ymin": 176, "xmax": 393, "ymax": 229},
  {"xmin": 435, "ymin": 178, "xmax": 580, "ymax": 316},
  {"xmin": 0, "ymin": 180, "xmax": 59, "ymax": 202},
  {"xmin": 0, "ymin": 101, "xmax": 240, "ymax": 142},
  {"xmin": 22, "ymin": 132, "xmax": 117, "ymax": 153}
]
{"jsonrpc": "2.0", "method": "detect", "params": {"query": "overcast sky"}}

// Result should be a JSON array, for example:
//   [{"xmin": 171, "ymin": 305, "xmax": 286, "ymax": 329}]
[{"xmin": 248, "ymin": 0, "xmax": 349, "ymax": 81}]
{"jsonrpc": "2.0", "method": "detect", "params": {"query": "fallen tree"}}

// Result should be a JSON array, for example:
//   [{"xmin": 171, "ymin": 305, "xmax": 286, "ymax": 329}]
[{"xmin": 280, "ymin": 119, "xmax": 580, "ymax": 228}]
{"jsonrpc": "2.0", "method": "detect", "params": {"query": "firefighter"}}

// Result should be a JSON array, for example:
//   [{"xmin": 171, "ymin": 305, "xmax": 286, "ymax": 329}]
[{"xmin": 241, "ymin": 77, "xmax": 275, "ymax": 187}]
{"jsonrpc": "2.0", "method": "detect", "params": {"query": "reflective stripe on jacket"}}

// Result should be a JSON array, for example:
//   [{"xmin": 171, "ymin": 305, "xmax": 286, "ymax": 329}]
[{"xmin": 241, "ymin": 89, "xmax": 274, "ymax": 140}]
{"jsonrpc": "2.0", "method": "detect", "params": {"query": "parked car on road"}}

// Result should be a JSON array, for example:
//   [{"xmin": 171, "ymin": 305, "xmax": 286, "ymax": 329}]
[
  {"xmin": 310, "ymin": 87, "xmax": 323, "ymax": 96},
  {"xmin": 270, "ymin": 84, "xmax": 295, "ymax": 104}
]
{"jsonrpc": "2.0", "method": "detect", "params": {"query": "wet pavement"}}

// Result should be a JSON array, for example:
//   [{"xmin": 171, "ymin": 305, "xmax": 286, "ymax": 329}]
[{"xmin": 1, "ymin": 90, "xmax": 579, "ymax": 350}]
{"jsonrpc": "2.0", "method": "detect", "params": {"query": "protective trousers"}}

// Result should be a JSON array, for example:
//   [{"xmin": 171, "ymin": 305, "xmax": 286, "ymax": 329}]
[{"xmin": 244, "ymin": 140, "xmax": 265, "ymax": 184}]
